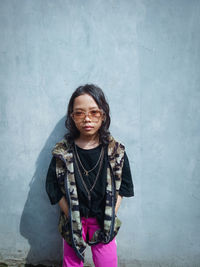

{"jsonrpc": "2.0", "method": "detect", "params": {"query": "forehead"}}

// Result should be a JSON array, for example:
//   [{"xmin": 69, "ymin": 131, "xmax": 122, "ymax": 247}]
[{"xmin": 73, "ymin": 94, "xmax": 98, "ymax": 109}]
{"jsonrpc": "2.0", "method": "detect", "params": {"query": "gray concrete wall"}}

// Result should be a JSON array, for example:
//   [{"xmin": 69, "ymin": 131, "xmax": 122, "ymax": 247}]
[{"xmin": 0, "ymin": 0, "xmax": 200, "ymax": 266}]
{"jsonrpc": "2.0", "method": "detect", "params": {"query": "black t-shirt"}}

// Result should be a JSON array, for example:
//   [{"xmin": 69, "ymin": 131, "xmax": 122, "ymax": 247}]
[{"xmin": 46, "ymin": 143, "xmax": 134, "ymax": 222}]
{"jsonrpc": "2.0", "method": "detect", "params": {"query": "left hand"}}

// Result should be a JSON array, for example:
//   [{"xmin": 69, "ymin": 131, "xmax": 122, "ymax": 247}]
[{"xmin": 115, "ymin": 195, "xmax": 123, "ymax": 215}]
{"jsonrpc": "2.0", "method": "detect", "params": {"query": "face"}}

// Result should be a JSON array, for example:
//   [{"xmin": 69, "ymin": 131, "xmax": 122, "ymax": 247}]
[{"xmin": 72, "ymin": 94, "xmax": 105, "ymax": 138}]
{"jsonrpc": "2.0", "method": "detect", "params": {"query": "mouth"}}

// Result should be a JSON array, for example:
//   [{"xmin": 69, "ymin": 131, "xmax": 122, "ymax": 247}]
[{"xmin": 83, "ymin": 126, "xmax": 94, "ymax": 130}]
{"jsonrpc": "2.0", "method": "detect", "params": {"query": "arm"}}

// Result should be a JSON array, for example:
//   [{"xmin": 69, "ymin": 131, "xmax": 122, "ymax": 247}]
[
  {"xmin": 46, "ymin": 157, "xmax": 65, "ymax": 205},
  {"xmin": 58, "ymin": 196, "xmax": 69, "ymax": 218},
  {"xmin": 115, "ymin": 195, "xmax": 123, "ymax": 215}
]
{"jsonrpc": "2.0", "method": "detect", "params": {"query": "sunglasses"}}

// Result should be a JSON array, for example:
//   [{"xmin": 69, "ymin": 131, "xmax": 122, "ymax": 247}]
[{"xmin": 71, "ymin": 109, "xmax": 104, "ymax": 122}]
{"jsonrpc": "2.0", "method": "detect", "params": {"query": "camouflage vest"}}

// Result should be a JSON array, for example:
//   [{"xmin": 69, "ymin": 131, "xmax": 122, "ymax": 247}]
[{"xmin": 52, "ymin": 135, "xmax": 125, "ymax": 262}]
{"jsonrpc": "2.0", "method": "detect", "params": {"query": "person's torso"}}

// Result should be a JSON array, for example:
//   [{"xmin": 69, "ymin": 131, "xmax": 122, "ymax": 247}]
[{"xmin": 74, "ymin": 143, "xmax": 108, "ymax": 219}]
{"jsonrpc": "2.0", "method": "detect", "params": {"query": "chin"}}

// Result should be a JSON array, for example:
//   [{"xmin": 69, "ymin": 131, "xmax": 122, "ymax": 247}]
[
  {"xmin": 81, "ymin": 131, "xmax": 97, "ymax": 137},
  {"xmin": 84, "ymin": 132, "xmax": 95, "ymax": 136}
]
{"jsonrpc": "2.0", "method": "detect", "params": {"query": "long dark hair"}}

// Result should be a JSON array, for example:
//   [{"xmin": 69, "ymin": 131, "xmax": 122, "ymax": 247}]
[{"xmin": 64, "ymin": 84, "xmax": 111, "ymax": 145}]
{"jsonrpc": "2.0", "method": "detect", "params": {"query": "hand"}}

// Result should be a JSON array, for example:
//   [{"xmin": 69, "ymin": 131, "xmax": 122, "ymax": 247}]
[
  {"xmin": 58, "ymin": 196, "xmax": 69, "ymax": 218},
  {"xmin": 115, "ymin": 195, "xmax": 123, "ymax": 215}
]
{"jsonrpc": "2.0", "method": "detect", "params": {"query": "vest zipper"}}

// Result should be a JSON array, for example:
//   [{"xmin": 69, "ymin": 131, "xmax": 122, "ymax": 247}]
[
  {"xmin": 54, "ymin": 154, "xmax": 85, "ymax": 262},
  {"xmin": 108, "ymin": 161, "xmax": 116, "ymax": 242}
]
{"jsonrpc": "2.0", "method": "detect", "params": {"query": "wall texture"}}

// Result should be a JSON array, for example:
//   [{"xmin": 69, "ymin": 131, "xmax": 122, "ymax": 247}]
[{"xmin": 0, "ymin": 0, "xmax": 200, "ymax": 266}]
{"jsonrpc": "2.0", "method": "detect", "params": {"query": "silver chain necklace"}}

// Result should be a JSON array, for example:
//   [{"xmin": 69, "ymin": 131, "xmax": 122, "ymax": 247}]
[
  {"xmin": 74, "ymin": 144, "xmax": 104, "ymax": 176},
  {"xmin": 73, "ymin": 145, "xmax": 104, "ymax": 200}
]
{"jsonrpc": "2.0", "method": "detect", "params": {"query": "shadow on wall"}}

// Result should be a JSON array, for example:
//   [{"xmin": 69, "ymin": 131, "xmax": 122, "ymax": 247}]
[{"xmin": 20, "ymin": 117, "xmax": 67, "ymax": 266}]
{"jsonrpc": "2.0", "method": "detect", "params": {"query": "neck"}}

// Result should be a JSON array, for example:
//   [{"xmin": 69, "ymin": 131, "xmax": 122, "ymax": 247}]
[{"xmin": 75, "ymin": 133, "xmax": 100, "ymax": 149}]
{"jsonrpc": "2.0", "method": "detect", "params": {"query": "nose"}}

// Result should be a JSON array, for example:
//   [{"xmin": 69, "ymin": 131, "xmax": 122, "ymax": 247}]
[{"xmin": 84, "ymin": 113, "xmax": 91, "ymax": 122}]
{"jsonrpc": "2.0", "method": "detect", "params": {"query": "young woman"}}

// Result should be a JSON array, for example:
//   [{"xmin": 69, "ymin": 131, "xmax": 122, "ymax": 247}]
[{"xmin": 46, "ymin": 84, "xmax": 134, "ymax": 267}]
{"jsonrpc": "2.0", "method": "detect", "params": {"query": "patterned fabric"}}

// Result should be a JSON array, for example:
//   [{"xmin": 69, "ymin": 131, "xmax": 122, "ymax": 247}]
[{"xmin": 52, "ymin": 135, "xmax": 125, "ymax": 262}]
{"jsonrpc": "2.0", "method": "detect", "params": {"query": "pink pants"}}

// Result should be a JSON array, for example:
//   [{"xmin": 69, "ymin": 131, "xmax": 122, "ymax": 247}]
[{"xmin": 63, "ymin": 217, "xmax": 117, "ymax": 267}]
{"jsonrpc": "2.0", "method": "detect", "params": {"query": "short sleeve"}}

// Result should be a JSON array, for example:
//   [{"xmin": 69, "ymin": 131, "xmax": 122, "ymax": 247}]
[
  {"xmin": 45, "ymin": 156, "xmax": 64, "ymax": 205},
  {"xmin": 119, "ymin": 152, "xmax": 134, "ymax": 197}
]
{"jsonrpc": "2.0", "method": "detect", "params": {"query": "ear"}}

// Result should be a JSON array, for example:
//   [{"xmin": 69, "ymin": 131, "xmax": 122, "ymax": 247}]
[
  {"xmin": 102, "ymin": 113, "xmax": 106, "ymax": 122},
  {"xmin": 70, "ymin": 113, "xmax": 74, "ymax": 122}
]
